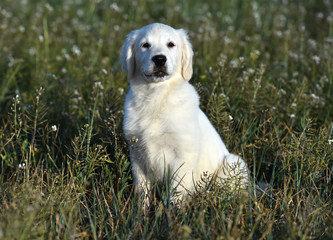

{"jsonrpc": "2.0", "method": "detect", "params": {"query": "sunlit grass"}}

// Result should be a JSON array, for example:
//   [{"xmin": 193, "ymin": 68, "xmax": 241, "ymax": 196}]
[{"xmin": 0, "ymin": 0, "xmax": 332, "ymax": 239}]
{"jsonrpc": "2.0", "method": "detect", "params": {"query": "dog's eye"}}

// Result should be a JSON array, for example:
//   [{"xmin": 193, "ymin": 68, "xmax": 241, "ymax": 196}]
[
  {"xmin": 167, "ymin": 42, "xmax": 175, "ymax": 48},
  {"xmin": 142, "ymin": 42, "xmax": 151, "ymax": 49}
]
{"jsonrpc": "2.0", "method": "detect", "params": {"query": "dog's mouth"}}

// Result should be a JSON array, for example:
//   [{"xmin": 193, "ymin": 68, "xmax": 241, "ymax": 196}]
[
  {"xmin": 152, "ymin": 70, "xmax": 168, "ymax": 78},
  {"xmin": 145, "ymin": 70, "xmax": 168, "ymax": 78}
]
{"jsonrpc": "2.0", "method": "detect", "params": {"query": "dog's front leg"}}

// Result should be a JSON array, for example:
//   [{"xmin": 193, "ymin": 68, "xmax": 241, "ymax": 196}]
[{"xmin": 131, "ymin": 161, "xmax": 151, "ymax": 210}]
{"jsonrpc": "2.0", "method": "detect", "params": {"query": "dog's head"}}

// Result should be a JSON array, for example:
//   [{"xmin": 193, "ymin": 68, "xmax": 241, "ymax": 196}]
[{"xmin": 120, "ymin": 23, "xmax": 193, "ymax": 82}]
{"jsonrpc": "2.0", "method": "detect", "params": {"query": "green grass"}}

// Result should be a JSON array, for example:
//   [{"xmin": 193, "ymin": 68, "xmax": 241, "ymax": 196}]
[{"xmin": 0, "ymin": 0, "xmax": 333, "ymax": 239}]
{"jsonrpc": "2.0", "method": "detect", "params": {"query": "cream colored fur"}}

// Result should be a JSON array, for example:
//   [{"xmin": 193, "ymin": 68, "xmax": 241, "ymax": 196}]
[{"xmin": 121, "ymin": 23, "xmax": 248, "ymax": 201}]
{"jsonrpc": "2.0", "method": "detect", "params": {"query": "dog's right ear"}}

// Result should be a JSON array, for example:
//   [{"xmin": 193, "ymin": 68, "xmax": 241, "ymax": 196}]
[{"xmin": 120, "ymin": 30, "xmax": 137, "ymax": 80}]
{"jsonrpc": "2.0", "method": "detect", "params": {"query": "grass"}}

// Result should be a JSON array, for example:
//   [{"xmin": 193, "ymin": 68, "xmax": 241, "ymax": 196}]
[{"xmin": 0, "ymin": 0, "xmax": 332, "ymax": 239}]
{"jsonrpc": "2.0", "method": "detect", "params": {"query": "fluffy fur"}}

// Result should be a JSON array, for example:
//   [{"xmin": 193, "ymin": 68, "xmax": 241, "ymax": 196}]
[{"xmin": 121, "ymin": 23, "xmax": 248, "ymax": 200}]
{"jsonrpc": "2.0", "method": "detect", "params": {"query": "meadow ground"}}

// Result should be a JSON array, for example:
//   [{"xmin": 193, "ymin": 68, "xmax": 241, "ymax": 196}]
[{"xmin": 0, "ymin": 0, "xmax": 333, "ymax": 239}]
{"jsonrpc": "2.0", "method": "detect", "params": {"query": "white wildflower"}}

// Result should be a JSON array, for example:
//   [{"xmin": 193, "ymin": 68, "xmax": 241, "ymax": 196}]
[
  {"xmin": 76, "ymin": 9, "xmax": 84, "ymax": 17},
  {"xmin": 18, "ymin": 163, "xmax": 26, "ymax": 170},
  {"xmin": 327, "ymin": 15, "xmax": 333, "ymax": 24},
  {"xmin": 308, "ymin": 39, "xmax": 317, "ymax": 49},
  {"xmin": 275, "ymin": 30, "xmax": 282, "ymax": 37},
  {"xmin": 72, "ymin": 45, "xmax": 81, "ymax": 56},
  {"xmin": 328, "ymin": 139, "xmax": 333, "ymax": 145},
  {"xmin": 19, "ymin": 26, "xmax": 25, "ymax": 33},
  {"xmin": 253, "ymin": 49, "xmax": 261, "ymax": 56},
  {"xmin": 110, "ymin": 3, "xmax": 120, "ymax": 12},
  {"xmin": 278, "ymin": 89, "xmax": 286, "ymax": 96},
  {"xmin": 114, "ymin": 25, "xmax": 120, "ymax": 31},
  {"xmin": 248, "ymin": 68, "xmax": 255, "ymax": 74},
  {"xmin": 320, "ymin": 75, "xmax": 329, "ymax": 83},
  {"xmin": 51, "ymin": 125, "xmax": 57, "ymax": 132},
  {"xmin": 299, "ymin": 25, "xmax": 305, "ymax": 32},
  {"xmin": 226, "ymin": 26, "xmax": 235, "ymax": 32},
  {"xmin": 324, "ymin": 37, "xmax": 333, "ymax": 43},
  {"xmin": 28, "ymin": 47, "xmax": 37, "ymax": 56},
  {"xmin": 310, "ymin": 93, "xmax": 320, "ymax": 101},
  {"xmin": 289, "ymin": 114, "xmax": 296, "ymax": 119},
  {"xmin": 219, "ymin": 53, "xmax": 227, "ymax": 61},
  {"xmin": 316, "ymin": 84, "xmax": 322, "ymax": 91},
  {"xmin": 94, "ymin": 81, "xmax": 104, "ymax": 90},
  {"xmin": 101, "ymin": 68, "xmax": 108, "ymax": 75},
  {"xmin": 289, "ymin": 52, "xmax": 299, "ymax": 60},
  {"xmin": 312, "ymin": 55, "xmax": 320, "ymax": 64},
  {"xmin": 14, "ymin": 94, "xmax": 20, "ymax": 104},
  {"xmin": 94, "ymin": 81, "xmax": 102, "ymax": 87},
  {"xmin": 45, "ymin": 3, "xmax": 54, "ymax": 12},
  {"xmin": 224, "ymin": 16, "xmax": 232, "ymax": 24},
  {"xmin": 0, "ymin": 9, "xmax": 12, "ymax": 18},
  {"xmin": 64, "ymin": 53, "xmax": 70, "ymax": 60},
  {"xmin": 8, "ymin": 57, "xmax": 16, "ymax": 67},
  {"xmin": 228, "ymin": 115, "xmax": 233, "ymax": 120},
  {"xmin": 292, "ymin": 71, "xmax": 299, "ymax": 77},
  {"xmin": 219, "ymin": 93, "xmax": 229, "ymax": 100},
  {"xmin": 118, "ymin": 87, "xmax": 124, "ymax": 95},
  {"xmin": 38, "ymin": 35, "xmax": 44, "ymax": 42},
  {"xmin": 223, "ymin": 36, "xmax": 231, "ymax": 45},
  {"xmin": 47, "ymin": 73, "xmax": 56, "ymax": 79},
  {"xmin": 230, "ymin": 59, "xmax": 239, "ymax": 68},
  {"xmin": 254, "ymin": 78, "xmax": 261, "ymax": 84}
]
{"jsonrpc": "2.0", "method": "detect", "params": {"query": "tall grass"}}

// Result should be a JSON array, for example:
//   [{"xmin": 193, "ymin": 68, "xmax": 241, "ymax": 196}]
[{"xmin": 0, "ymin": 0, "xmax": 332, "ymax": 239}]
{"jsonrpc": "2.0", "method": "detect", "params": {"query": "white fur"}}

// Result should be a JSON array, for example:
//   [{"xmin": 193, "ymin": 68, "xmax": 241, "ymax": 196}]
[{"xmin": 121, "ymin": 23, "xmax": 248, "ymax": 200}]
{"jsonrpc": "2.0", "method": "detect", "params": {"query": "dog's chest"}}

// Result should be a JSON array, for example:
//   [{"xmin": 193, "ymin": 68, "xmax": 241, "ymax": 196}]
[
  {"xmin": 125, "ymin": 98, "xmax": 182, "ymax": 166},
  {"xmin": 125, "ymin": 91, "xmax": 190, "ymax": 147},
  {"xmin": 124, "ymin": 83, "xmax": 199, "ymax": 139},
  {"xmin": 127, "ymin": 97, "xmax": 173, "ymax": 137}
]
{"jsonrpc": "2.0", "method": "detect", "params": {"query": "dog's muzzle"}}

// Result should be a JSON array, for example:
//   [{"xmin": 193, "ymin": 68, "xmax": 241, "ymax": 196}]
[{"xmin": 149, "ymin": 54, "xmax": 168, "ymax": 78}]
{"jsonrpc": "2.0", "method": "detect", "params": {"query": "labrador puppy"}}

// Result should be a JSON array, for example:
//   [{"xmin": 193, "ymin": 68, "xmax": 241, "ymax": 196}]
[{"xmin": 121, "ymin": 23, "xmax": 248, "ymax": 202}]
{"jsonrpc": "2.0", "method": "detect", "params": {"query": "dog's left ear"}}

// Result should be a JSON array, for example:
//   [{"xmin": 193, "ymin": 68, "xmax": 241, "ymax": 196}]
[
  {"xmin": 120, "ymin": 30, "xmax": 138, "ymax": 80},
  {"xmin": 178, "ymin": 29, "xmax": 193, "ymax": 81}
]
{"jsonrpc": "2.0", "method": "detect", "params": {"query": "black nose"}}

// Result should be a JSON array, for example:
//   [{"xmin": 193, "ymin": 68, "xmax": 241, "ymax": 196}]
[{"xmin": 152, "ymin": 55, "xmax": 167, "ymax": 67}]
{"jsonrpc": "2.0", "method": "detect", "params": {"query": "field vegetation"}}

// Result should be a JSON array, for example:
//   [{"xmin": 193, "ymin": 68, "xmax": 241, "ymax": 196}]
[{"xmin": 0, "ymin": 0, "xmax": 332, "ymax": 239}]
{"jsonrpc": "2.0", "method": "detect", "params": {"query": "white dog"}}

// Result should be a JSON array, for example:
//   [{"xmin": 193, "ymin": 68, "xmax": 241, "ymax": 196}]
[{"xmin": 121, "ymin": 23, "xmax": 248, "ymax": 201}]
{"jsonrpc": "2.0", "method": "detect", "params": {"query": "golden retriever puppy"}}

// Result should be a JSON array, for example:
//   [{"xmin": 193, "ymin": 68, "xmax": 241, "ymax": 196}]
[{"xmin": 121, "ymin": 23, "xmax": 248, "ymax": 202}]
